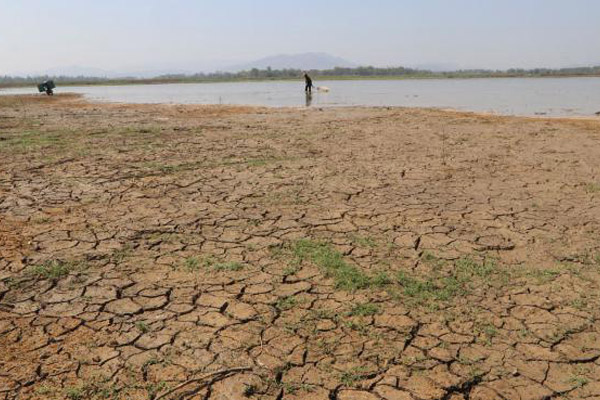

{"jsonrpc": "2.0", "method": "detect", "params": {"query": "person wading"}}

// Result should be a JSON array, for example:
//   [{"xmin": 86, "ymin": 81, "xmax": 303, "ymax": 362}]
[{"xmin": 304, "ymin": 72, "xmax": 313, "ymax": 93}]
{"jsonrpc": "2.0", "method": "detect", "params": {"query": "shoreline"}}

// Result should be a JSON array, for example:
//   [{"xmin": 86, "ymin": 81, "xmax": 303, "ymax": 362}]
[{"xmin": 2, "ymin": 92, "xmax": 599, "ymax": 121}]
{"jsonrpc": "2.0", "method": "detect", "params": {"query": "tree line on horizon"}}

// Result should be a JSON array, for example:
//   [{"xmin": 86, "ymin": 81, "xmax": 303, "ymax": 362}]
[{"xmin": 2, "ymin": 65, "xmax": 600, "ymax": 87}]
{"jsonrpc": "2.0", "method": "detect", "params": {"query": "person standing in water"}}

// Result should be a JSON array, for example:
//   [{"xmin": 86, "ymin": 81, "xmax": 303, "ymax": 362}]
[{"xmin": 304, "ymin": 72, "xmax": 313, "ymax": 93}]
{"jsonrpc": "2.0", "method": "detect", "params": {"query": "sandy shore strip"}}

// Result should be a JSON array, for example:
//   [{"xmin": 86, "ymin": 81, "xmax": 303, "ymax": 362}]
[{"xmin": 1, "ymin": 94, "xmax": 599, "ymax": 399}]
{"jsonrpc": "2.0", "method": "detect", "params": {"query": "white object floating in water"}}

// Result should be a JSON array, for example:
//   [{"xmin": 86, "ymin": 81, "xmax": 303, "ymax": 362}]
[{"xmin": 316, "ymin": 86, "xmax": 330, "ymax": 92}]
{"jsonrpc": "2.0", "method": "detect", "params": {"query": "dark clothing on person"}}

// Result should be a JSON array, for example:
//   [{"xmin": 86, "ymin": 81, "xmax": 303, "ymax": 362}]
[{"xmin": 304, "ymin": 74, "xmax": 313, "ymax": 92}]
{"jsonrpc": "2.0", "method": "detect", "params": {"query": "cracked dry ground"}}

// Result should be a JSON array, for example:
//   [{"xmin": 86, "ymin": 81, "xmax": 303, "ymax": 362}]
[{"xmin": 1, "ymin": 95, "xmax": 600, "ymax": 400}]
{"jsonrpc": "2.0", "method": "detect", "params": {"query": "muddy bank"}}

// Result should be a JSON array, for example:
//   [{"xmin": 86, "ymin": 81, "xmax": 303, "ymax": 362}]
[{"xmin": 1, "ymin": 94, "xmax": 599, "ymax": 399}]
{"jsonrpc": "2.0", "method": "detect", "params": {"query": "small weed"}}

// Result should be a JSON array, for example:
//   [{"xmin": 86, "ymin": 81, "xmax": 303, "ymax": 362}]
[
  {"xmin": 569, "ymin": 375, "xmax": 589, "ymax": 388},
  {"xmin": 340, "ymin": 366, "xmax": 371, "ymax": 387},
  {"xmin": 212, "ymin": 261, "xmax": 244, "ymax": 272},
  {"xmin": 483, "ymin": 324, "xmax": 498, "ymax": 337},
  {"xmin": 528, "ymin": 268, "xmax": 560, "ymax": 283},
  {"xmin": 585, "ymin": 183, "xmax": 600, "ymax": 193},
  {"xmin": 421, "ymin": 251, "xmax": 446, "ymax": 269},
  {"xmin": 344, "ymin": 319, "xmax": 369, "ymax": 334},
  {"xmin": 570, "ymin": 296, "xmax": 588, "ymax": 310},
  {"xmin": 243, "ymin": 384, "xmax": 257, "ymax": 397},
  {"xmin": 182, "ymin": 256, "xmax": 243, "ymax": 272},
  {"xmin": 396, "ymin": 272, "xmax": 463, "ymax": 304},
  {"xmin": 348, "ymin": 302, "xmax": 379, "ymax": 317},
  {"xmin": 372, "ymin": 271, "xmax": 392, "ymax": 287},
  {"xmin": 246, "ymin": 158, "xmax": 268, "ymax": 167},
  {"xmin": 455, "ymin": 257, "xmax": 496, "ymax": 278},
  {"xmin": 183, "ymin": 256, "xmax": 201, "ymax": 271},
  {"xmin": 64, "ymin": 386, "xmax": 84, "ymax": 400},
  {"xmin": 35, "ymin": 385, "xmax": 54, "ymax": 395},
  {"xmin": 283, "ymin": 265, "xmax": 299, "ymax": 276},
  {"xmin": 112, "ymin": 244, "xmax": 133, "ymax": 263},
  {"xmin": 135, "ymin": 321, "xmax": 149, "ymax": 334},
  {"xmin": 351, "ymin": 234, "xmax": 377, "ymax": 248},
  {"xmin": 476, "ymin": 322, "xmax": 498, "ymax": 345},
  {"xmin": 518, "ymin": 328, "xmax": 531, "ymax": 338},
  {"xmin": 146, "ymin": 381, "xmax": 169, "ymax": 398},
  {"xmin": 276, "ymin": 296, "xmax": 298, "ymax": 311}
]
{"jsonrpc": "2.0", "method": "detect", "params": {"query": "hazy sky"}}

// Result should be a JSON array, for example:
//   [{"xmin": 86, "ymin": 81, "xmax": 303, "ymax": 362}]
[{"xmin": 2, "ymin": 0, "xmax": 600, "ymax": 75}]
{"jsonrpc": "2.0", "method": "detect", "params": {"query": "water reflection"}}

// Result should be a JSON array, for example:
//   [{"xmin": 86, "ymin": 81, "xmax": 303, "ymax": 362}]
[{"xmin": 305, "ymin": 91, "xmax": 313, "ymax": 107}]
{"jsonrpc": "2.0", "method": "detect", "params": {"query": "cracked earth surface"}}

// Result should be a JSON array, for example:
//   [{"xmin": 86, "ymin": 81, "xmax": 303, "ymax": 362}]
[{"xmin": 1, "ymin": 94, "xmax": 600, "ymax": 400}]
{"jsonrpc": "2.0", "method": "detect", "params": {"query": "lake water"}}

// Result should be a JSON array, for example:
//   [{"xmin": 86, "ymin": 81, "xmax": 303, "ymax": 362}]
[{"xmin": 2, "ymin": 77, "xmax": 600, "ymax": 117}]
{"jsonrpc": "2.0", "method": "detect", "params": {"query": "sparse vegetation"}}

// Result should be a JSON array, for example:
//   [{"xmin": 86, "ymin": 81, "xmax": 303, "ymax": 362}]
[
  {"xmin": 351, "ymin": 234, "xmax": 377, "ymax": 248},
  {"xmin": 135, "ymin": 321, "xmax": 150, "ymax": 333},
  {"xmin": 182, "ymin": 256, "xmax": 244, "ymax": 272},
  {"xmin": 585, "ymin": 183, "xmax": 600, "ymax": 193},
  {"xmin": 64, "ymin": 386, "xmax": 84, "ymax": 400},
  {"xmin": 348, "ymin": 302, "xmax": 380, "ymax": 317},
  {"xmin": 26, "ymin": 260, "xmax": 84, "ymax": 280},
  {"xmin": 276, "ymin": 296, "xmax": 298, "ymax": 311},
  {"xmin": 340, "ymin": 366, "xmax": 372, "ymax": 387},
  {"xmin": 183, "ymin": 256, "xmax": 201, "ymax": 271},
  {"xmin": 211, "ymin": 261, "xmax": 244, "ymax": 272},
  {"xmin": 528, "ymin": 268, "xmax": 561, "ymax": 283},
  {"xmin": 288, "ymin": 239, "xmax": 374, "ymax": 291}
]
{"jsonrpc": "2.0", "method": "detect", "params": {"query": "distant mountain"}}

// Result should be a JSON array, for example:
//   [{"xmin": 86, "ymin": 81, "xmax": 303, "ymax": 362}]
[{"xmin": 227, "ymin": 52, "xmax": 356, "ymax": 72}]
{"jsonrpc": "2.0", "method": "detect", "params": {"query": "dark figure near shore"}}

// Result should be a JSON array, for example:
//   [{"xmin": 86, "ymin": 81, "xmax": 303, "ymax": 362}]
[
  {"xmin": 38, "ymin": 80, "xmax": 56, "ymax": 96},
  {"xmin": 304, "ymin": 73, "xmax": 313, "ymax": 93}
]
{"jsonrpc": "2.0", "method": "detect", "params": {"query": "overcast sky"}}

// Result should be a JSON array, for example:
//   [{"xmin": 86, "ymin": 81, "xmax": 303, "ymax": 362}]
[{"xmin": 2, "ymin": 0, "xmax": 600, "ymax": 75}]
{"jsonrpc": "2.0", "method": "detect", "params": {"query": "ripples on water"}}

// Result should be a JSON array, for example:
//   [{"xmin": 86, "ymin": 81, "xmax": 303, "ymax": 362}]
[{"xmin": 2, "ymin": 77, "xmax": 600, "ymax": 117}]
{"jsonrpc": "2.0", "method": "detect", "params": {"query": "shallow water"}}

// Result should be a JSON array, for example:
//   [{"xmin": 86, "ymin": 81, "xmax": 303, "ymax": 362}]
[{"xmin": 2, "ymin": 77, "xmax": 600, "ymax": 117}]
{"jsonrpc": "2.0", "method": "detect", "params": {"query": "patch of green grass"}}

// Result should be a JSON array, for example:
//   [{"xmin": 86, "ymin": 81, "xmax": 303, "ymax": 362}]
[
  {"xmin": 396, "ymin": 271, "xmax": 464, "ymax": 304},
  {"xmin": 182, "ymin": 256, "xmax": 201, "ymax": 272},
  {"xmin": 31, "ymin": 216, "xmax": 52, "ymax": 224},
  {"xmin": 351, "ymin": 234, "xmax": 377, "ymax": 248},
  {"xmin": 290, "ymin": 239, "xmax": 372, "ymax": 291},
  {"xmin": 246, "ymin": 158, "xmax": 269, "ymax": 167},
  {"xmin": 35, "ymin": 385, "xmax": 54, "ymax": 395},
  {"xmin": 421, "ymin": 250, "xmax": 438, "ymax": 263},
  {"xmin": 340, "ymin": 366, "xmax": 371, "ymax": 387},
  {"xmin": 276, "ymin": 296, "xmax": 298, "ymax": 311},
  {"xmin": 344, "ymin": 319, "xmax": 369, "ymax": 334},
  {"xmin": 146, "ymin": 381, "xmax": 169, "ymax": 399},
  {"xmin": 348, "ymin": 302, "xmax": 380, "ymax": 317},
  {"xmin": 570, "ymin": 295, "xmax": 588, "ymax": 310},
  {"xmin": 394, "ymin": 257, "xmax": 495, "ymax": 305},
  {"xmin": 211, "ymin": 261, "xmax": 244, "ymax": 272},
  {"xmin": 528, "ymin": 268, "xmax": 561, "ymax": 283},
  {"xmin": 112, "ymin": 244, "xmax": 133, "ymax": 263},
  {"xmin": 585, "ymin": 183, "xmax": 600, "ymax": 193},
  {"xmin": 569, "ymin": 375, "xmax": 589, "ymax": 388},
  {"xmin": 371, "ymin": 271, "xmax": 392, "ymax": 287},
  {"xmin": 455, "ymin": 256, "xmax": 497, "ymax": 278},
  {"xmin": 64, "ymin": 386, "xmax": 84, "ymax": 400},
  {"xmin": 283, "ymin": 264, "xmax": 299, "ymax": 276},
  {"xmin": 26, "ymin": 260, "xmax": 83, "ymax": 280},
  {"xmin": 475, "ymin": 322, "xmax": 498, "ymax": 345},
  {"xmin": 0, "ymin": 130, "xmax": 66, "ymax": 153},
  {"xmin": 184, "ymin": 256, "xmax": 245, "ymax": 272}
]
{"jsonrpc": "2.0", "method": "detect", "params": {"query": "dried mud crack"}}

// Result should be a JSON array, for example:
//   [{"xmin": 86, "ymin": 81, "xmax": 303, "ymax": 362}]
[{"xmin": 1, "ymin": 94, "xmax": 600, "ymax": 400}]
